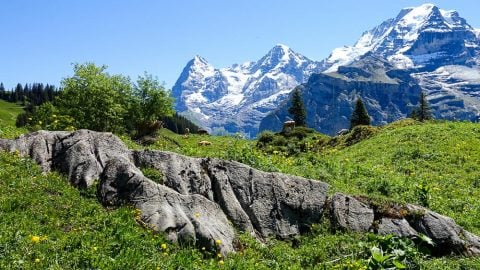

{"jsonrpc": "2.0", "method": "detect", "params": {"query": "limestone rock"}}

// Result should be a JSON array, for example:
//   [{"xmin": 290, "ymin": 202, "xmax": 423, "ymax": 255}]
[
  {"xmin": 377, "ymin": 218, "xmax": 418, "ymax": 237},
  {"xmin": 406, "ymin": 205, "xmax": 480, "ymax": 256},
  {"xmin": 330, "ymin": 193, "xmax": 374, "ymax": 232},
  {"xmin": 133, "ymin": 150, "xmax": 330, "ymax": 238}
]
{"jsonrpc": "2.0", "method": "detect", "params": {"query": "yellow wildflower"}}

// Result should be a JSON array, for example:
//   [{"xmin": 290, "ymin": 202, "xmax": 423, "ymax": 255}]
[
  {"xmin": 219, "ymin": 260, "xmax": 224, "ymax": 265},
  {"xmin": 215, "ymin": 239, "xmax": 222, "ymax": 246},
  {"xmin": 35, "ymin": 258, "xmax": 41, "ymax": 263},
  {"xmin": 194, "ymin": 213, "xmax": 200, "ymax": 219},
  {"xmin": 217, "ymin": 253, "xmax": 222, "ymax": 258},
  {"xmin": 30, "ymin": 235, "xmax": 41, "ymax": 244},
  {"xmin": 161, "ymin": 243, "xmax": 167, "ymax": 250}
]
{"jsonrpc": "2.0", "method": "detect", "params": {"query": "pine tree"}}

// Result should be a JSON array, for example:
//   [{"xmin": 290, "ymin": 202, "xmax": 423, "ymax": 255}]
[
  {"xmin": 288, "ymin": 87, "xmax": 306, "ymax": 127},
  {"xmin": 0, "ymin": 83, "xmax": 5, "ymax": 100},
  {"xmin": 350, "ymin": 97, "xmax": 370, "ymax": 129},
  {"xmin": 417, "ymin": 91, "xmax": 432, "ymax": 122}
]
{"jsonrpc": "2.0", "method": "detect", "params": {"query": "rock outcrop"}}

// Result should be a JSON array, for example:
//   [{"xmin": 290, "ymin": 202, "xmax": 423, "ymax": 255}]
[{"xmin": 1, "ymin": 129, "xmax": 480, "ymax": 256}]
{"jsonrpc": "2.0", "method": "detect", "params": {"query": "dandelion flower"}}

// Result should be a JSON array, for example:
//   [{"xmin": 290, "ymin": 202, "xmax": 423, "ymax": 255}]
[
  {"xmin": 215, "ymin": 239, "xmax": 222, "ymax": 246},
  {"xmin": 161, "ymin": 243, "xmax": 167, "ymax": 250},
  {"xmin": 30, "ymin": 235, "xmax": 41, "ymax": 244},
  {"xmin": 219, "ymin": 260, "xmax": 224, "ymax": 265},
  {"xmin": 35, "ymin": 258, "xmax": 41, "ymax": 263},
  {"xmin": 217, "ymin": 253, "xmax": 222, "ymax": 258}
]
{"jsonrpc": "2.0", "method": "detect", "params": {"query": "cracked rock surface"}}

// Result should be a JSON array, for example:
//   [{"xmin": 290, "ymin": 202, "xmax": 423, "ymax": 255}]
[{"xmin": 1, "ymin": 130, "xmax": 480, "ymax": 256}]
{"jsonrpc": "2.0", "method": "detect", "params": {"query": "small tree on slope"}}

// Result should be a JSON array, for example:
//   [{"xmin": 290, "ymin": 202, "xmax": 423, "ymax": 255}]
[
  {"xmin": 350, "ymin": 97, "xmax": 371, "ymax": 129},
  {"xmin": 410, "ymin": 91, "xmax": 433, "ymax": 122},
  {"xmin": 288, "ymin": 87, "xmax": 306, "ymax": 127}
]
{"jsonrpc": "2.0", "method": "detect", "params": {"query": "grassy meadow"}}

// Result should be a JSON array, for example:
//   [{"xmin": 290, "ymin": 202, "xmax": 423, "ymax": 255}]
[{"xmin": 1, "ymin": 100, "xmax": 480, "ymax": 269}]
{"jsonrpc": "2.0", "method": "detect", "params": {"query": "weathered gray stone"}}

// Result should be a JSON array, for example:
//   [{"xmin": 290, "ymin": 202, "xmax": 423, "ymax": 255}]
[
  {"xmin": 406, "ymin": 204, "xmax": 480, "ymax": 256},
  {"xmin": 133, "ymin": 150, "xmax": 330, "ymax": 238},
  {"xmin": 0, "ymin": 130, "xmax": 70, "ymax": 172},
  {"xmin": 330, "ymin": 193, "xmax": 374, "ymax": 232},
  {"xmin": 98, "ymin": 156, "xmax": 236, "ymax": 253},
  {"xmin": 378, "ymin": 218, "xmax": 418, "ymax": 237}
]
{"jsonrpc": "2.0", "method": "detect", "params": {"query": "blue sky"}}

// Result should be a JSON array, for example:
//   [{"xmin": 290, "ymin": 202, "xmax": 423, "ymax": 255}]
[{"xmin": 1, "ymin": 0, "xmax": 479, "ymax": 89}]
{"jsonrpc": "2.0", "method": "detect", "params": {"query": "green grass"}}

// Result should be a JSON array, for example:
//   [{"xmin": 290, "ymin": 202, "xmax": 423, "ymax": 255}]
[
  {"xmin": 2, "ymin": 120, "xmax": 480, "ymax": 268},
  {"xmin": 0, "ymin": 100, "xmax": 23, "ymax": 127}
]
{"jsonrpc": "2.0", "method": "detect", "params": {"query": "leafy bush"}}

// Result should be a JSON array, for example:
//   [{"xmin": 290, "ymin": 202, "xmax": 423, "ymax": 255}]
[
  {"xmin": 256, "ymin": 131, "xmax": 275, "ymax": 147},
  {"xmin": 342, "ymin": 125, "xmax": 379, "ymax": 146},
  {"xmin": 362, "ymin": 234, "xmax": 433, "ymax": 269},
  {"xmin": 284, "ymin": 126, "xmax": 315, "ymax": 140}
]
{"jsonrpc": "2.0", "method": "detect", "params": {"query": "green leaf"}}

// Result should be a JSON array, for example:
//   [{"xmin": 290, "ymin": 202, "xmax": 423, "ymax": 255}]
[
  {"xmin": 393, "ymin": 260, "xmax": 407, "ymax": 269},
  {"xmin": 371, "ymin": 247, "xmax": 386, "ymax": 263},
  {"xmin": 418, "ymin": 233, "xmax": 435, "ymax": 246}
]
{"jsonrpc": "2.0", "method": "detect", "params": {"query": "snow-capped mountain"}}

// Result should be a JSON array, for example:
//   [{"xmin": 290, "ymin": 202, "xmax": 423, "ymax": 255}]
[
  {"xmin": 324, "ymin": 3, "xmax": 480, "ymax": 71},
  {"xmin": 172, "ymin": 44, "xmax": 322, "ymax": 136},
  {"xmin": 260, "ymin": 3, "xmax": 480, "ymax": 135}
]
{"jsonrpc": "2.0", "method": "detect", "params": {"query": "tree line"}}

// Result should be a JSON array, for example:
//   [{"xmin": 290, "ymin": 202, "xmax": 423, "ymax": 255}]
[{"xmin": 0, "ymin": 82, "xmax": 57, "ymax": 106}]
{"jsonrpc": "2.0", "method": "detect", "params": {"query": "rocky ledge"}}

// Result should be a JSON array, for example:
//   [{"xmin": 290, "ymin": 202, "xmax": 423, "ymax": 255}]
[{"xmin": 1, "ymin": 130, "xmax": 479, "ymax": 256}]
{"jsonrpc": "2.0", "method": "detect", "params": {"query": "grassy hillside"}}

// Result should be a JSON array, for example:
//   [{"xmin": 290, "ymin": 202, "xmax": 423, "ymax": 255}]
[
  {"xmin": 148, "ymin": 121, "xmax": 480, "ymax": 235},
  {"xmin": 0, "ymin": 100, "xmax": 23, "ymax": 127},
  {"xmin": 2, "ymin": 121, "xmax": 480, "ymax": 268}
]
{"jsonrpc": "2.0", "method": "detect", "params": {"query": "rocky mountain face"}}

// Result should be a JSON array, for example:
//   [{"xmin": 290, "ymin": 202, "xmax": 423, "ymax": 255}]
[
  {"xmin": 2, "ymin": 130, "xmax": 480, "ymax": 256},
  {"xmin": 260, "ymin": 55, "xmax": 423, "ymax": 134},
  {"xmin": 260, "ymin": 4, "xmax": 480, "ymax": 135},
  {"xmin": 172, "ymin": 44, "xmax": 323, "ymax": 137}
]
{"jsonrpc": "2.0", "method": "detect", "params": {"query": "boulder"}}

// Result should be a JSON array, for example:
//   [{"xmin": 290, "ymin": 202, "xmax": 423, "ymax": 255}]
[
  {"xmin": 330, "ymin": 193, "xmax": 374, "ymax": 232},
  {"xmin": 133, "ymin": 150, "xmax": 329, "ymax": 238},
  {"xmin": 406, "ymin": 204, "xmax": 480, "ymax": 256},
  {"xmin": 377, "ymin": 218, "xmax": 418, "ymax": 237}
]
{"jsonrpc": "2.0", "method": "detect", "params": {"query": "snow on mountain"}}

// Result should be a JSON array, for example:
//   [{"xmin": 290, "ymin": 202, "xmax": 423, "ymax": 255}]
[
  {"xmin": 260, "ymin": 3, "xmax": 480, "ymax": 135},
  {"xmin": 324, "ymin": 3, "xmax": 479, "ymax": 72},
  {"xmin": 174, "ymin": 3, "xmax": 480, "ymax": 137},
  {"xmin": 172, "ymin": 44, "xmax": 322, "ymax": 136},
  {"xmin": 411, "ymin": 65, "xmax": 480, "ymax": 120}
]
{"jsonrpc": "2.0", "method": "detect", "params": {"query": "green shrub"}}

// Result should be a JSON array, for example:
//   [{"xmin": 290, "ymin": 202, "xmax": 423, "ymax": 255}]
[
  {"xmin": 285, "ymin": 126, "xmax": 315, "ymax": 140},
  {"xmin": 342, "ymin": 125, "xmax": 379, "ymax": 146},
  {"xmin": 256, "ymin": 131, "xmax": 275, "ymax": 147}
]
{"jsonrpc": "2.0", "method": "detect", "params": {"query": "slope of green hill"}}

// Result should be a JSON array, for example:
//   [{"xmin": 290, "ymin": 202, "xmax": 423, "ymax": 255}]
[
  {"xmin": 0, "ymin": 100, "xmax": 23, "ymax": 126},
  {"xmin": 1, "ymin": 121, "xmax": 480, "ymax": 269}
]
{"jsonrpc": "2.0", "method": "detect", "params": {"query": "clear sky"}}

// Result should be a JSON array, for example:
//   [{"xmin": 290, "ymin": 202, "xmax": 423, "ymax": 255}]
[{"xmin": 1, "ymin": 0, "xmax": 479, "ymax": 90}]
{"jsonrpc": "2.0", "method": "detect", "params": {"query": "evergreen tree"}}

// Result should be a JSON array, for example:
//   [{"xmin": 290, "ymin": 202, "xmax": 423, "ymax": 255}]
[
  {"xmin": 0, "ymin": 83, "xmax": 5, "ymax": 100},
  {"xmin": 13, "ymin": 83, "xmax": 23, "ymax": 103},
  {"xmin": 411, "ymin": 91, "xmax": 432, "ymax": 122},
  {"xmin": 288, "ymin": 87, "xmax": 306, "ymax": 127},
  {"xmin": 350, "ymin": 97, "xmax": 371, "ymax": 129}
]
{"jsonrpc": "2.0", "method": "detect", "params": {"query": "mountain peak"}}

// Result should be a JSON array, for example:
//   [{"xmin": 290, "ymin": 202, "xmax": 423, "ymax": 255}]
[
  {"xmin": 272, "ymin": 43, "xmax": 290, "ymax": 51},
  {"xmin": 264, "ymin": 44, "xmax": 292, "ymax": 60},
  {"xmin": 192, "ymin": 55, "xmax": 210, "ymax": 66},
  {"xmin": 250, "ymin": 44, "xmax": 312, "ymax": 73}
]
